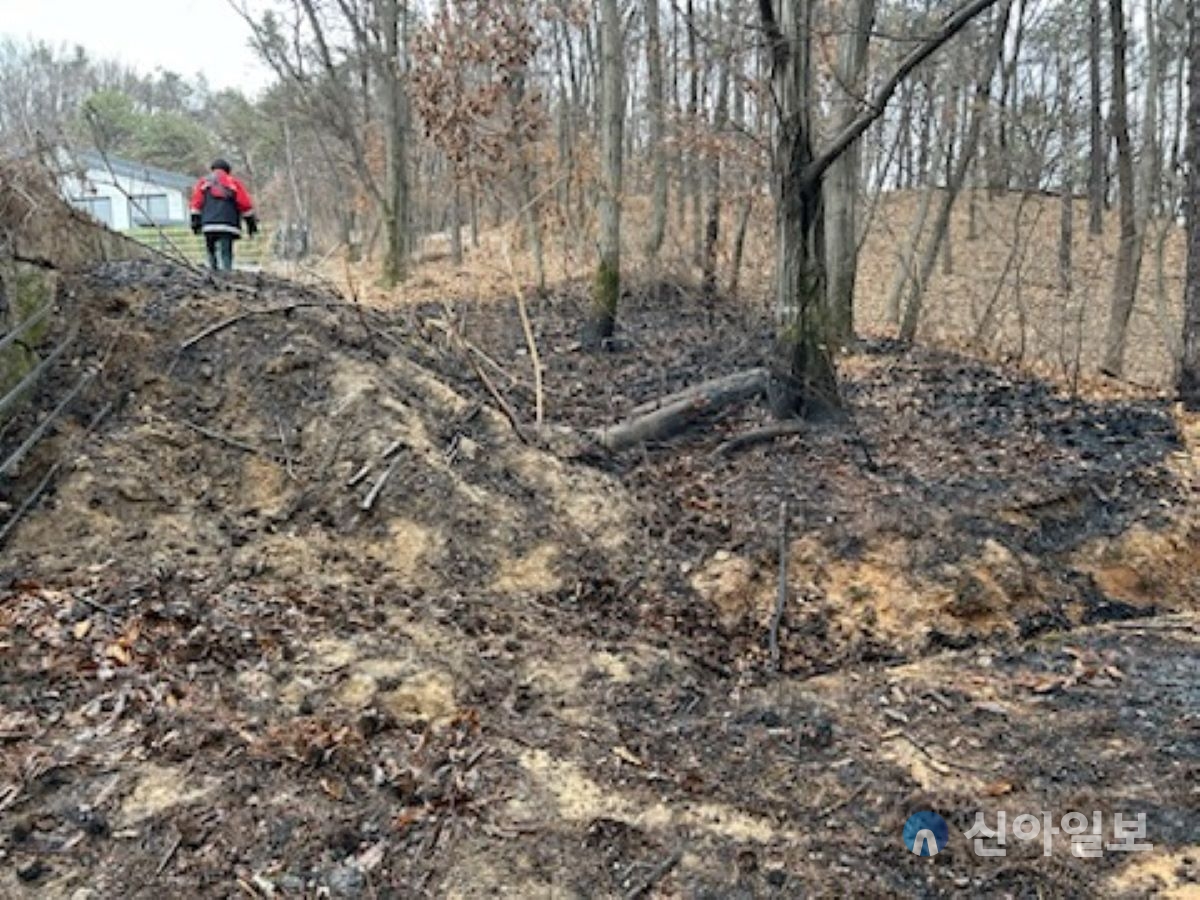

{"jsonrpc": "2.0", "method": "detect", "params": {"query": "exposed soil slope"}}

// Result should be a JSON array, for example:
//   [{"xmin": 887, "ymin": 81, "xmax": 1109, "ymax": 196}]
[{"xmin": 1, "ymin": 261, "xmax": 1197, "ymax": 898}]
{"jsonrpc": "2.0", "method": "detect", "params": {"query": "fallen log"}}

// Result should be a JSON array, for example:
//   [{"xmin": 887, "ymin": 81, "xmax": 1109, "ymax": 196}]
[
  {"xmin": 626, "ymin": 367, "xmax": 770, "ymax": 418},
  {"xmin": 595, "ymin": 368, "xmax": 770, "ymax": 452}
]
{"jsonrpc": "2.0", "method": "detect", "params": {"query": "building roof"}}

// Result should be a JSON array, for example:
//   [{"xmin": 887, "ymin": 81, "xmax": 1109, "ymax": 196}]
[{"xmin": 75, "ymin": 150, "xmax": 195, "ymax": 192}]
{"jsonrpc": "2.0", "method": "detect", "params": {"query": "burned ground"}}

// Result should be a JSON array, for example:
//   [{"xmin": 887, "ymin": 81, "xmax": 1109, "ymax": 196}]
[{"xmin": 0, "ymin": 260, "xmax": 1197, "ymax": 898}]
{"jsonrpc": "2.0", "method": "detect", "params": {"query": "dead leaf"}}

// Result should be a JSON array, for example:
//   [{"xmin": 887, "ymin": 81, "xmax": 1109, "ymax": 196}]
[
  {"xmin": 319, "ymin": 778, "xmax": 345, "ymax": 801},
  {"xmin": 983, "ymin": 780, "xmax": 1014, "ymax": 796},
  {"xmin": 105, "ymin": 643, "xmax": 132, "ymax": 666},
  {"xmin": 73, "ymin": 619, "xmax": 92, "ymax": 640},
  {"xmin": 392, "ymin": 807, "xmax": 426, "ymax": 833}
]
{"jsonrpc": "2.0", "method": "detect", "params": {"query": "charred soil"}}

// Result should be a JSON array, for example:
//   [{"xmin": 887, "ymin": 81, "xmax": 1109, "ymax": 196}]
[{"xmin": 1, "ymin": 261, "xmax": 1198, "ymax": 898}]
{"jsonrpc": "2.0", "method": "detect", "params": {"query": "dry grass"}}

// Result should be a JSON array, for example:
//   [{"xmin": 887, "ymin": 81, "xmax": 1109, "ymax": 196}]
[{"xmin": 289, "ymin": 187, "xmax": 1188, "ymax": 392}]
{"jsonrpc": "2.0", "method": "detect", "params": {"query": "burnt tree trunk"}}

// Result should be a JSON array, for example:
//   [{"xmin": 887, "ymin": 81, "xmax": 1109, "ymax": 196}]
[
  {"xmin": 1180, "ymin": 0, "xmax": 1200, "ymax": 408},
  {"xmin": 587, "ymin": 0, "xmax": 624, "ymax": 347},
  {"xmin": 766, "ymin": 0, "xmax": 840, "ymax": 418}
]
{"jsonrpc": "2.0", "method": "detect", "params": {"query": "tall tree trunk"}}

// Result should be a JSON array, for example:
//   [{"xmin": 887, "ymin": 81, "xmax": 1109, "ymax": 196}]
[
  {"xmin": 644, "ymin": 0, "xmax": 669, "ymax": 258},
  {"xmin": 701, "ymin": 1, "xmax": 731, "ymax": 300},
  {"xmin": 379, "ymin": 0, "xmax": 409, "ymax": 287},
  {"xmin": 760, "ymin": 0, "xmax": 1001, "ymax": 416},
  {"xmin": 728, "ymin": 191, "xmax": 755, "ymax": 298},
  {"xmin": 899, "ymin": 3, "xmax": 1010, "ymax": 341},
  {"xmin": 587, "ymin": 0, "xmax": 624, "ymax": 347},
  {"xmin": 469, "ymin": 185, "xmax": 479, "ymax": 249},
  {"xmin": 1137, "ymin": 0, "xmax": 1161, "ymax": 222},
  {"xmin": 768, "ymin": 0, "xmax": 840, "ymax": 418},
  {"xmin": 1101, "ymin": 0, "xmax": 1143, "ymax": 376},
  {"xmin": 1179, "ymin": 0, "xmax": 1200, "ymax": 407},
  {"xmin": 824, "ymin": 0, "xmax": 877, "ymax": 347},
  {"xmin": 450, "ymin": 177, "xmax": 463, "ymax": 265},
  {"xmin": 886, "ymin": 98, "xmax": 951, "ymax": 325},
  {"xmin": 688, "ymin": 0, "xmax": 704, "ymax": 265},
  {"xmin": 1088, "ymin": 0, "xmax": 1106, "ymax": 235},
  {"xmin": 1058, "ymin": 49, "xmax": 1074, "ymax": 294}
]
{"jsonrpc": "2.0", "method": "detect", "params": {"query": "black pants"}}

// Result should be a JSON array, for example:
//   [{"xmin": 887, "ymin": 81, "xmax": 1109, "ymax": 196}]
[{"xmin": 205, "ymin": 233, "xmax": 235, "ymax": 271}]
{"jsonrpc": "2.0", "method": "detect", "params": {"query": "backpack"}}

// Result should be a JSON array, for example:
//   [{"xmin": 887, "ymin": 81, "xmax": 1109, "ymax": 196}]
[{"xmin": 205, "ymin": 172, "xmax": 233, "ymax": 200}]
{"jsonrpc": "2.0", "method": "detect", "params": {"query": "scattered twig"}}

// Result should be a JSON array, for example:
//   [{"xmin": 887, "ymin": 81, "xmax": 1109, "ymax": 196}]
[
  {"xmin": 361, "ymin": 453, "xmax": 403, "ymax": 511},
  {"xmin": 816, "ymin": 782, "xmax": 868, "ymax": 820},
  {"xmin": 346, "ymin": 461, "xmax": 374, "ymax": 488},
  {"xmin": 885, "ymin": 730, "xmax": 992, "ymax": 774},
  {"xmin": 625, "ymin": 850, "xmax": 683, "ymax": 900},
  {"xmin": 422, "ymin": 319, "xmax": 522, "ymax": 387},
  {"xmin": 713, "ymin": 420, "xmax": 806, "ymax": 456},
  {"xmin": 156, "ymin": 831, "xmax": 183, "ymax": 876},
  {"xmin": 501, "ymin": 236, "xmax": 545, "ymax": 429},
  {"xmin": 769, "ymin": 500, "xmax": 790, "ymax": 672},
  {"xmin": 439, "ymin": 303, "xmax": 529, "ymax": 444},
  {"xmin": 276, "ymin": 418, "xmax": 297, "ymax": 480},
  {"xmin": 179, "ymin": 420, "xmax": 288, "ymax": 462},
  {"xmin": 178, "ymin": 302, "xmax": 352, "ymax": 351}
]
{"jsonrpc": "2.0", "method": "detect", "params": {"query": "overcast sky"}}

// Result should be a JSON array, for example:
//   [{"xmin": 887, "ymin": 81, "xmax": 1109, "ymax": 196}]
[{"xmin": 0, "ymin": 0, "xmax": 273, "ymax": 94}]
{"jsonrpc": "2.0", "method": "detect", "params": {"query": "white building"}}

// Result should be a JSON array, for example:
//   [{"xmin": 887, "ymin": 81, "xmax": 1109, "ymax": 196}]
[{"xmin": 61, "ymin": 151, "xmax": 194, "ymax": 231}]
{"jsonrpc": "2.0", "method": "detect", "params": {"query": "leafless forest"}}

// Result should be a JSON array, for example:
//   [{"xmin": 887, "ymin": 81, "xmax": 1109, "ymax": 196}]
[{"xmin": 0, "ymin": 0, "xmax": 1198, "ymax": 896}]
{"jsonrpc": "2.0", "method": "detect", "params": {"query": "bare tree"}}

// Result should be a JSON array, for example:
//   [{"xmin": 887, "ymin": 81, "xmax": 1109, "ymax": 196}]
[
  {"xmin": 824, "ymin": 0, "xmax": 877, "ymax": 346},
  {"xmin": 758, "ymin": 0, "xmax": 1001, "ymax": 417},
  {"xmin": 1087, "ymin": 0, "xmax": 1105, "ymax": 235},
  {"xmin": 587, "ymin": 0, "xmax": 624, "ymax": 347},
  {"xmin": 378, "ymin": 0, "xmax": 411, "ymax": 286},
  {"xmin": 1180, "ymin": 0, "xmax": 1200, "ymax": 407},
  {"xmin": 1101, "ymin": 0, "xmax": 1142, "ymax": 376},
  {"xmin": 898, "ymin": 0, "xmax": 1012, "ymax": 342},
  {"xmin": 643, "ymin": 0, "xmax": 668, "ymax": 259}
]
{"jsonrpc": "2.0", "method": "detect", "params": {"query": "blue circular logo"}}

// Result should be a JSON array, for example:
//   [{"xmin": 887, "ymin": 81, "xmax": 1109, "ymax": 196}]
[{"xmin": 904, "ymin": 811, "xmax": 949, "ymax": 856}]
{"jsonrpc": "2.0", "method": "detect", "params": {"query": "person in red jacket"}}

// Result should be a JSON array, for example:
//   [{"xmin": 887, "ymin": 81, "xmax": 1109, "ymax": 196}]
[{"xmin": 190, "ymin": 158, "xmax": 258, "ymax": 271}]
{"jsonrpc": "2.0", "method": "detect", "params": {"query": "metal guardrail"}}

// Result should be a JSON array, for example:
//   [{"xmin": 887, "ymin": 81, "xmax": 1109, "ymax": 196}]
[
  {"xmin": 0, "ymin": 364, "xmax": 93, "ymax": 478},
  {"xmin": 0, "ymin": 300, "xmax": 52, "ymax": 356},
  {"xmin": 0, "ymin": 330, "xmax": 73, "ymax": 421}
]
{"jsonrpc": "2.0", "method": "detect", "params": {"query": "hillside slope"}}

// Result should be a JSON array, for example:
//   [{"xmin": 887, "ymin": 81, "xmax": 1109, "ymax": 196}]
[{"xmin": 0, "ymin": 181, "xmax": 1197, "ymax": 896}]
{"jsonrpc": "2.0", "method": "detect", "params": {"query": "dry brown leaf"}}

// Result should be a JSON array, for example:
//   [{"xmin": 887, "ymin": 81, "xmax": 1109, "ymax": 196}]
[
  {"xmin": 105, "ymin": 643, "xmax": 132, "ymax": 666},
  {"xmin": 73, "ymin": 619, "xmax": 92, "ymax": 640},
  {"xmin": 319, "ymin": 778, "xmax": 345, "ymax": 801}
]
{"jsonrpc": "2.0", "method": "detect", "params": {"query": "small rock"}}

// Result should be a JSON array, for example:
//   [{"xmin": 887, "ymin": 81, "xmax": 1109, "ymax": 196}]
[
  {"xmin": 458, "ymin": 437, "xmax": 480, "ymax": 461},
  {"xmin": 328, "ymin": 865, "xmax": 365, "ymax": 898}
]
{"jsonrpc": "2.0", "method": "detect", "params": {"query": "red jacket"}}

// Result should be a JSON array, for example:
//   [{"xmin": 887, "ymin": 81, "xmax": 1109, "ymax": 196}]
[{"xmin": 190, "ymin": 170, "xmax": 255, "ymax": 235}]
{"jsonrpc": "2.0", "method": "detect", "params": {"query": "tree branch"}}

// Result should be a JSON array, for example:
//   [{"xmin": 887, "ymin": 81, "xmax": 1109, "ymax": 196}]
[{"xmin": 805, "ymin": 0, "xmax": 1002, "ymax": 187}]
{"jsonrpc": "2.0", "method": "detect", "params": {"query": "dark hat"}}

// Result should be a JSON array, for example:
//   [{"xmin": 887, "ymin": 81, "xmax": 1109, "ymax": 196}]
[{"xmin": 211, "ymin": 158, "xmax": 232, "ymax": 173}]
